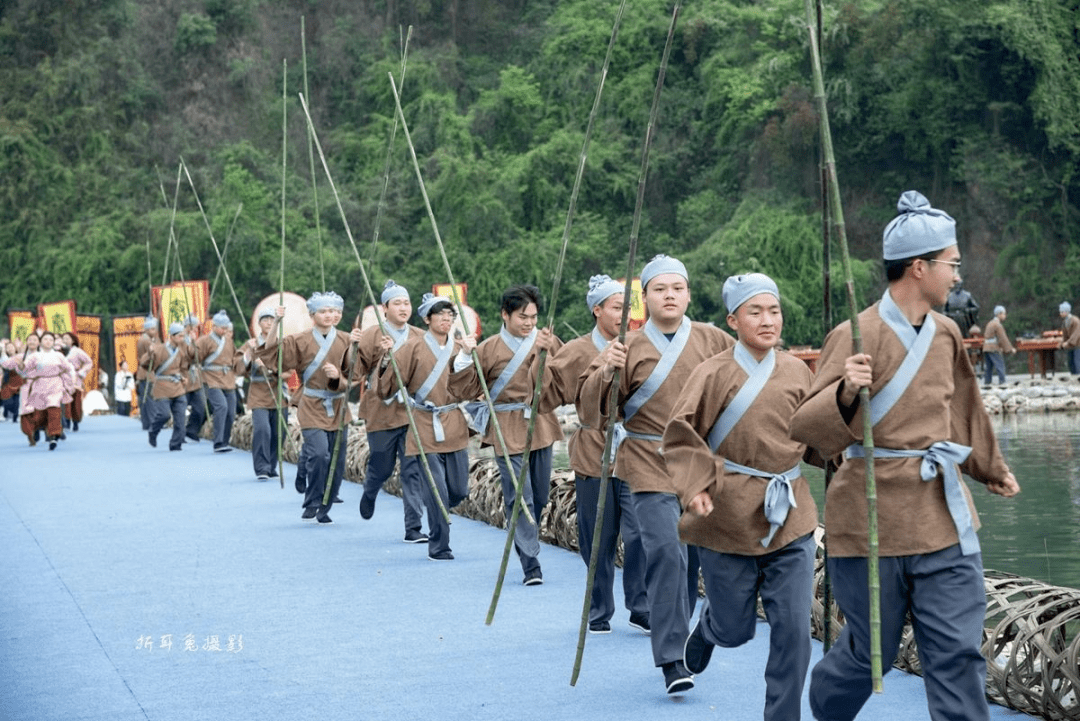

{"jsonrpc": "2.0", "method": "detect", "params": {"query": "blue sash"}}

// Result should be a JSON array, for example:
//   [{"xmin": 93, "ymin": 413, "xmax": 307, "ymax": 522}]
[
  {"xmin": 156, "ymin": 344, "xmax": 181, "ymax": 378},
  {"xmin": 465, "ymin": 326, "xmax": 535, "ymax": 434},
  {"xmin": 707, "ymin": 343, "xmax": 774, "ymax": 453},
  {"xmin": 373, "ymin": 324, "xmax": 412, "ymax": 406},
  {"xmin": 202, "ymin": 333, "xmax": 229, "ymax": 372},
  {"xmin": 302, "ymin": 329, "xmax": 338, "ymax": 385},
  {"xmin": 406, "ymin": 333, "xmax": 460, "ymax": 443},
  {"xmin": 845, "ymin": 290, "xmax": 978, "ymax": 555},
  {"xmin": 723, "ymin": 459, "xmax": 802, "ymax": 548},
  {"xmin": 610, "ymin": 317, "xmax": 691, "ymax": 456}
]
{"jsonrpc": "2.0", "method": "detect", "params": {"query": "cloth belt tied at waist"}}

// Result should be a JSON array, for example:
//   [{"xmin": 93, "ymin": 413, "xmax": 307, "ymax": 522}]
[
  {"xmin": 844, "ymin": 441, "xmax": 979, "ymax": 555},
  {"xmin": 303, "ymin": 387, "xmax": 345, "ymax": 417},
  {"xmin": 722, "ymin": 460, "xmax": 801, "ymax": 548},
  {"xmin": 465, "ymin": 401, "xmax": 529, "ymax": 436},
  {"xmin": 157, "ymin": 374, "xmax": 183, "ymax": 384},
  {"xmin": 204, "ymin": 364, "xmax": 230, "ymax": 373},
  {"xmin": 609, "ymin": 422, "xmax": 663, "ymax": 464},
  {"xmin": 409, "ymin": 398, "xmax": 460, "ymax": 443}
]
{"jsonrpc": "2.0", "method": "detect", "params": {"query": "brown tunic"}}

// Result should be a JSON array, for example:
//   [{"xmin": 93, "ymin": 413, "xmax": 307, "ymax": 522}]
[
  {"xmin": 1062, "ymin": 314, "xmax": 1080, "ymax": 349},
  {"xmin": 144, "ymin": 342, "xmax": 195, "ymax": 400},
  {"xmin": 789, "ymin": 304, "xmax": 1010, "ymax": 557},
  {"xmin": 664, "ymin": 347, "xmax": 819, "ymax": 555},
  {"xmin": 357, "ymin": 323, "xmax": 423, "ymax": 432},
  {"xmin": 447, "ymin": 331, "xmax": 564, "ymax": 456},
  {"xmin": 195, "ymin": 332, "xmax": 243, "ymax": 390},
  {"xmin": 136, "ymin": 332, "xmax": 156, "ymax": 381},
  {"xmin": 257, "ymin": 328, "xmax": 352, "ymax": 431},
  {"xmin": 243, "ymin": 338, "xmax": 286, "ymax": 411},
  {"xmin": 377, "ymin": 332, "xmax": 468, "ymax": 456},
  {"xmin": 578, "ymin": 321, "xmax": 735, "ymax": 494},
  {"xmin": 540, "ymin": 331, "xmax": 607, "ymax": 478},
  {"xmin": 982, "ymin": 317, "xmax": 1014, "ymax": 354}
]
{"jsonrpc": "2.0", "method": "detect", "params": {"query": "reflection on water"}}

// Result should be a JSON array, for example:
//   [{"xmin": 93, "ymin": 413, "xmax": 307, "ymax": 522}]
[{"xmin": 553, "ymin": 414, "xmax": 1080, "ymax": 589}]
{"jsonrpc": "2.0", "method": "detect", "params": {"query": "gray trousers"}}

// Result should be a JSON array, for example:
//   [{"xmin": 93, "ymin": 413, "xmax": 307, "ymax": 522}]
[
  {"xmin": 363, "ymin": 426, "xmax": 425, "ymax": 534},
  {"xmin": 494, "ymin": 446, "xmax": 552, "ymax": 576},
  {"xmin": 698, "ymin": 533, "xmax": 814, "ymax": 720},
  {"xmin": 631, "ymin": 491, "xmax": 699, "ymax": 666},
  {"xmin": 251, "ymin": 407, "xmax": 286, "ymax": 477},
  {"xmin": 810, "ymin": 544, "xmax": 989, "ymax": 721},
  {"xmin": 206, "ymin": 387, "xmax": 236, "ymax": 448},
  {"xmin": 137, "ymin": 380, "xmax": 160, "ymax": 430},
  {"xmin": 575, "ymin": 474, "xmax": 648, "ymax": 623},
  {"xmin": 300, "ymin": 428, "xmax": 345, "ymax": 519},
  {"xmin": 413, "ymin": 450, "xmax": 470, "ymax": 556},
  {"xmin": 150, "ymin": 395, "xmax": 186, "ymax": 451},
  {"xmin": 983, "ymin": 352, "xmax": 1006, "ymax": 385},
  {"xmin": 185, "ymin": 388, "xmax": 206, "ymax": 439}
]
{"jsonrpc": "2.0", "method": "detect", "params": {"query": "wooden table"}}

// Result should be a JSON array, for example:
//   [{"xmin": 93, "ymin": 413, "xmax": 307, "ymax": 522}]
[
  {"xmin": 788, "ymin": 347, "xmax": 820, "ymax": 373},
  {"xmin": 1015, "ymin": 337, "xmax": 1061, "ymax": 378}
]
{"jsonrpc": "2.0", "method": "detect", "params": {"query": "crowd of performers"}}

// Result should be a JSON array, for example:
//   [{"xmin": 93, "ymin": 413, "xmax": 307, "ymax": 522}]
[
  {"xmin": 1, "ymin": 331, "xmax": 94, "ymax": 450},
  {"xmin": 3, "ymin": 191, "xmax": 1026, "ymax": 719}
]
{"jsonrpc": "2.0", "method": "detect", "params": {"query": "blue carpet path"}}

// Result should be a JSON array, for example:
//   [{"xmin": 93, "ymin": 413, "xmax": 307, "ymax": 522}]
[{"xmin": 1, "ymin": 415, "xmax": 1031, "ymax": 721}]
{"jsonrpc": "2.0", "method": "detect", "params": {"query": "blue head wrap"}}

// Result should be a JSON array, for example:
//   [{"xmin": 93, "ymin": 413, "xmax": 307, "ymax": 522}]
[
  {"xmin": 184, "ymin": 314, "xmax": 200, "ymax": 328},
  {"xmin": 586, "ymin": 274, "xmax": 624, "ymax": 312},
  {"xmin": 306, "ymin": 291, "xmax": 344, "ymax": 314},
  {"xmin": 381, "ymin": 280, "xmax": 410, "ymax": 305},
  {"xmin": 212, "ymin": 309, "xmax": 230, "ymax": 327},
  {"xmin": 882, "ymin": 191, "xmax": 957, "ymax": 261},
  {"xmin": 257, "ymin": 307, "xmax": 275, "ymax": 321},
  {"xmin": 640, "ymin": 254, "xmax": 688, "ymax": 291},
  {"xmin": 722, "ymin": 273, "xmax": 780, "ymax": 314},
  {"xmin": 993, "ymin": 305, "xmax": 1005, "ymax": 317},
  {"xmin": 143, "ymin": 316, "xmax": 159, "ymax": 330},
  {"xmin": 168, "ymin": 322, "xmax": 185, "ymax": 336},
  {"xmin": 417, "ymin": 292, "xmax": 453, "ymax": 319},
  {"xmin": 1060, "ymin": 302, "xmax": 1072, "ymax": 314}
]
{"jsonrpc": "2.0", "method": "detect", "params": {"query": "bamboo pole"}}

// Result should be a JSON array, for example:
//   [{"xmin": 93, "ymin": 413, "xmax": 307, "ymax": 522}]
[
  {"xmin": 301, "ymin": 18, "xmax": 326, "ymax": 292},
  {"xmin": 385, "ymin": 75, "xmax": 538, "ymax": 529},
  {"xmin": 571, "ymin": 0, "xmax": 679, "ymax": 686},
  {"xmin": 208, "ymin": 203, "xmax": 243, "ymax": 311},
  {"xmin": 486, "ymin": 0, "xmax": 629, "ymax": 627},
  {"xmin": 278, "ymin": 58, "xmax": 288, "ymax": 489},
  {"xmin": 296, "ymin": 92, "xmax": 450, "ymax": 524},
  {"xmin": 804, "ymin": 0, "xmax": 882, "ymax": 692}
]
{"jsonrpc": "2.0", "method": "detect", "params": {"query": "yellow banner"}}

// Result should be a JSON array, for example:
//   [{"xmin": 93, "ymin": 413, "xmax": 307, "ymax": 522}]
[
  {"xmin": 8, "ymin": 312, "xmax": 35, "ymax": 342},
  {"xmin": 433, "ymin": 283, "xmax": 468, "ymax": 306},
  {"xmin": 75, "ymin": 315, "xmax": 102, "ymax": 392},
  {"xmin": 39, "ymin": 300, "xmax": 77, "ymax": 334},
  {"xmin": 618, "ymin": 277, "xmax": 646, "ymax": 327}
]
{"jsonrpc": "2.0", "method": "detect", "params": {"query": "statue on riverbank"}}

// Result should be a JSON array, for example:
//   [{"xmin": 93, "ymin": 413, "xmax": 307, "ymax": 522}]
[{"xmin": 946, "ymin": 280, "xmax": 979, "ymax": 335}]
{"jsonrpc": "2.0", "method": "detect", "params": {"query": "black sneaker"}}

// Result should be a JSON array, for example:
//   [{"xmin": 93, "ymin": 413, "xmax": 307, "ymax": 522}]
[
  {"xmin": 48, "ymin": 440, "xmax": 57, "ymax": 451},
  {"xmin": 629, "ymin": 611, "xmax": 651, "ymax": 635},
  {"xmin": 301, "ymin": 507, "xmax": 318, "ymax": 522},
  {"xmin": 588, "ymin": 620, "xmax": 611, "ymax": 634},
  {"xmin": 662, "ymin": 661, "xmax": 695, "ymax": 694},
  {"xmin": 186, "ymin": 434, "xmax": 201, "ymax": 443},
  {"xmin": 148, "ymin": 432, "xmax": 157, "ymax": 448},
  {"xmin": 403, "ymin": 530, "xmax": 428, "ymax": 544},
  {"xmin": 359, "ymin": 493, "xmax": 376, "ymax": 520},
  {"xmin": 316, "ymin": 514, "xmax": 333, "ymax": 525},
  {"xmin": 294, "ymin": 475, "xmax": 306, "ymax": 494},
  {"xmin": 428, "ymin": 551, "xmax": 455, "ymax": 561},
  {"xmin": 256, "ymin": 474, "xmax": 269, "ymax": 481},
  {"xmin": 213, "ymin": 445, "xmax": 233, "ymax": 453},
  {"xmin": 683, "ymin": 618, "xmax": 714, "ymax": 675},
  {"xmin": 72, "ymin": 421, "xmax": 78, "ymax": 432},
  {"xmin": 332, "ymin": 496, "xmax": 343, "ymax": 504},
  {"xmin": 523, "ymin": 569, "xmax": 544, "ymax": 586}
]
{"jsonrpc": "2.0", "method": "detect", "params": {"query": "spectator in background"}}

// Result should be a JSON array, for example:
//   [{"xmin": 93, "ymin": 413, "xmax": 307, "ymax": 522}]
[
  {"xmin": 114, "ymin": 360, "xmax": 134, "ymax": 416},
  {"xmin": 1059, "ymin": 302, "xmax": 1080, "ymax": 376},
  {"xmin": 982, "ymin": 305, "xmax": 1015, "ymax": 386}
]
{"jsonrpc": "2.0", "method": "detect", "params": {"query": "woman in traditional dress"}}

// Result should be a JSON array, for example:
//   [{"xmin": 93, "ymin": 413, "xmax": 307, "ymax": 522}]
[
  {"xmin": 1, "ymin": 334, "xmax": 41, "ymax": 445},
  {"xmin": 23, "ymin": 332, "xmax": 76, "ymax": 450},
  {"xmin": 1, "ymin": 340, "xmax": 21, "ymax": 422},
  {"xmin": 61, "ymin": 332, "xmax": 93, "ymax": 431}
]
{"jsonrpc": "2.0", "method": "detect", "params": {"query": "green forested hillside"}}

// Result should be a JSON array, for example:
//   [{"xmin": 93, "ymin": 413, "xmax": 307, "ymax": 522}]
[{"xmin": 1, "ymin": 0, "xmax": 1077, "ymax": 344}]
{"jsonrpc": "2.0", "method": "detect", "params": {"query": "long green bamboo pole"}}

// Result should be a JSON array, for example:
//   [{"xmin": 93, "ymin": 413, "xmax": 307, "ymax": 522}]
[
  {"xmin": 296, "ymin": 92, "xmax": 450, "ymax": 524},
  {"xmin": 571, "ymin": 0, "xmax": 679, "ymax": 686},
  {"xmin": 486, "ymin": 0, "xmax": 629, "ymax": 628},
  {"xmin": 208, "ymin": 203, "xmax": 243, "ymax": 311},
  {"xmin": 300, "ymin": 18, "xmax": 326, "ymax": 292},
  {"xmin": 278, "ymin": 58, "xmax": 288, "ymax": 489},
  {"xmin": 385, "ymin": 75, "xmax": 538, "ymax": 529},
  {"xmin": 804, "ymin": 0, "xmax": 882, "ymax": 692}
]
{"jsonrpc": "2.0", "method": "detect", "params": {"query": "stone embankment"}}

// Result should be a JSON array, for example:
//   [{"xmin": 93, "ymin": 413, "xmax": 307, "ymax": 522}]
[{"xmin": 980, "ymin": 378, "xmax": 1080, "ymax": 414}]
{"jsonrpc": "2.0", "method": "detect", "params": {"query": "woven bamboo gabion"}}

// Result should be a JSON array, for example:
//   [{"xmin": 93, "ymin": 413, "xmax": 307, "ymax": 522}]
[{"xmin": 226, "ymin": 421, "xmax": 1078, "ymax": 721}]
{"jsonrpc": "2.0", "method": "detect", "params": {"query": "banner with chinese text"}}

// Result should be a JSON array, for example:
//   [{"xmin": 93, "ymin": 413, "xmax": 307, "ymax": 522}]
[
  {"xmin": 75, "ymin": 314, "xmax": 102, "ymax": 392},
  {"xmin": 38, "ymin": 300, "xmax": 77, "ymax": 335}
]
